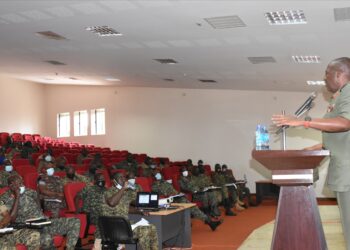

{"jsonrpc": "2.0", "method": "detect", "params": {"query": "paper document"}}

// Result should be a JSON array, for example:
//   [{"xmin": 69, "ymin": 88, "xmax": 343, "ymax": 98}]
[
  {"xmin": 203, "ymin": 186, "xmax": 221, "ymax": 192},
  {"xmin": 225, "ymin": 183, "xmax": 237, "ymax": 189},
  {"xmin": 0, "ymin": 227, "xmax": 14, "ymax": 233},
  {"xmin": 44, "ymin": 198, "xmax": 62, "ymax": 203},
  {"xmin": 131, "ymin": 218, "xmax": 150, "ymax": 231}
]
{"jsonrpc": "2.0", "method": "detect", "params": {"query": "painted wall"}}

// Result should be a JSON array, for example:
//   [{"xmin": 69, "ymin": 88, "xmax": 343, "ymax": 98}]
[
  {"xmin": 44, "ymin": 85, "xmax": 333, "ymax": 197},
  {"xmin": 0, "ymin": 75, "xmax": 46, "ymax": 135}
]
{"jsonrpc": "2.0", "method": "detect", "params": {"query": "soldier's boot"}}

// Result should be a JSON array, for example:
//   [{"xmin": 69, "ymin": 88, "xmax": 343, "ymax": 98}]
[
  {"xmin": 205, "ymin": 218, "xmax": 223, "ymax": 231},
  {"xmin": 229, "ymin": 196, "xmax": 234, "ymax": 208},
  {"xmin": 235, "ymin": 202, "xmax": 245, "ymax": 211},
  {"xmin": 202, "ymin": 206, "xmax": 211, "ymax": 217},
  {"xmin": 224, "ymin": 199, "xmax": 236, "ymax": 216}
]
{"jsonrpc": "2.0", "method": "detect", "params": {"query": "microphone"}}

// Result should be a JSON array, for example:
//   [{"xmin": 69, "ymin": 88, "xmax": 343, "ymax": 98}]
[{"xmin": 294, "ymin": 92, "xmax": 317, "ymax": 117}]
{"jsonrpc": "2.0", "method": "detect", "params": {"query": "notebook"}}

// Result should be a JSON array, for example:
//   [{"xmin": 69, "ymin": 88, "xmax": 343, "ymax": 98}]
[{"xmin": 136, "ymin": 192, "xmax": 159, "ymax": 211}]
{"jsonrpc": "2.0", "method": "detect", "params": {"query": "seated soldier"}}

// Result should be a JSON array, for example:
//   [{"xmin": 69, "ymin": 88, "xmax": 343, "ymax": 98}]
[
  {"xmin": 37, "ymin": 160, "xmax": 66, "ymax": 218},
  {"xmin": 222, "ymin": 164, "xmax": 254, "ymax": 207},
  {"xmin": 55, "ymin": 155, "xmax": 68, "ymax": 172},
  {"xmin": 179, "ymin": 167, "xmax": 221, "ymax": 217},
  {"xmin": 37, "ymin": 153, "xmax": 55, "ymax": 173},
  {"xmin": 1, "ymin": 175, "xmax": 80, "ymax": 250},
  {"xmin": 158, "ymin": 158, "xmax": 169, "ymax": 169},
  {"xmin": 0, "ymin": 201, "xmax": 40, "ymax": 250},
  {"xmin": 76, "ymin": 148, "xmax": 90, "ymax": 164},
  {"xmin": 212, "ymin": 164, "xmax": 244, "ymax": 212},
  {"xmin": 0, "ymin": 160, "xmax": 20, "ymax": 188},
  {"xmin": 112, "ymin": 153, "xmax": 138, "ymax": 175},
  {"xmin": 152, "ymin": 171, "xmax": 222, "ymax": 231},
  {"xmin": 138, "ymin": 157, "xmax": 154, "ymax": 177},
  {"xmin": 62, "ymin": 165, "xmax": 91, "ymax": 186},
  {"xmin": 102, "ymin": 172, "xmax": 159, "ymax": 250}
]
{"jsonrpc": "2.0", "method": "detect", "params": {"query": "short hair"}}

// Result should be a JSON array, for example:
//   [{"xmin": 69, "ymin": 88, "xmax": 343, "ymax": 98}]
[{"xmin": 329, "ymin": 57, "xmax": 350, "ymax": 80}]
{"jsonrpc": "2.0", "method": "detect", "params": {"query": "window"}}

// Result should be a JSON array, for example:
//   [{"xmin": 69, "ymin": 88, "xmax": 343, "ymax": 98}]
[
  {"xmin": 74, "ymin": 110, "xmax": 88, "ymax": 136},
  {"xmin": 57, "ymin": 112, "xmax": 70, "ymax": 137},
  {"xmin": 91, "ymin": 108, "xmax": 105, "ymax": 135}
]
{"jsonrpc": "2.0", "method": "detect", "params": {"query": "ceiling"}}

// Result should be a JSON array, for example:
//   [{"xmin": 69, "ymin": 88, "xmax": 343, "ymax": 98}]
[{"xmin": 1, "ymin": 0, "xmax": 349, "ymax": 91}]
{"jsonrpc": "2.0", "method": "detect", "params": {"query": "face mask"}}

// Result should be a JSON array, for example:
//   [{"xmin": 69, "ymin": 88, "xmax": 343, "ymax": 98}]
[
  {"xmin": 97, "ymin": 180, "xmax": 105, "ymax": 188},
  {"xmin": 182, "ymin": 171, "xmax": 188, "ymax": 177},
  {"xmin": 155, "ymin": 173, "xmax": 162, "ymax": 180},
  {"xmin": 150, "ymin": 164, "xmax": 156, "ymax": 169},
  {"xmin": 67, "ymin": 173, "xmax": 75, "ymax": 179},
  {"xmin": 19, "ymin": 186, "xmax": 25, "ymax": 194},
  {"xmin": 128, "ymin": 179, "xmax": 136, "ymax": 185},
  {"xmin": 166, "ymin": 179, "xmax": 172, "ymax": 184},
  {"xmin": 5, "ymin": 165, "xmax": 13, "ymax": 172},
  {"xmin": 46, "ymin": 168, "xmax": 54, "ymax": 176},
  {"xmin": 116, "ymin": 183, "xmax": 122, "ymax": 190},
  {"xmin": 45, "ymin": 155, "xmax": 52, "ymax": 162}
]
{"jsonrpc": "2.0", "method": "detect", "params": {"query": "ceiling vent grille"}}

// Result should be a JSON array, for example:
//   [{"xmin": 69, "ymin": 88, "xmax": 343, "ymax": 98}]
[
  {"xmin": 154, "ymin": 59, "xmax": 178, "ymax": 64},
  {"xmin": 199, "ymin": 79, "xmax": 217, "ymax": 83},
  {"xmin": 334, "ymin": 7, "xmax": 350, "ymax": 21},
  {"xmin": 45, "ymin": 60, "xmax": 66, "ymax": 65},
  {"xmin": 292, "ymin": 55, "xmax": 320, "ymax": 63},
  {"xmin": 86, "ymin": 26, "xmax": 122, "ymax": 37},
  {"xmin": 248, "ymin": 57, "xmax": 276, "ymax": 64},
  {"xmin": 36, "ymin": 31, "xmax": 67, "ymax": 40},
  {"xmin": 204, "ymin": 15, "xmax": 246, "ymax": 29},
  {"xmin": 163, "ymin": 78, "xmax": 174, "ymax": 82}
]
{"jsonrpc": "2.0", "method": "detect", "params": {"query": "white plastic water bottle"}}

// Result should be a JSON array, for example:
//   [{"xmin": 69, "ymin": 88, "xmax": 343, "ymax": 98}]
[
  {"xmin": 262, "ymin": 125, "xmax": 270, "ymax": 150},
  {"xmin": 255, "ymin": 124, "xmax": 263, "ymax": 150}
]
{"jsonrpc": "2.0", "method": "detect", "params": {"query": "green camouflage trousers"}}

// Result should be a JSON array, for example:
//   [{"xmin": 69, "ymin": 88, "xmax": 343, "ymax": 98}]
[
  {"xmin": 227, "ymin": 186, "xmax": 238, "ymax": 203},
  {"xmin": 176, "ymin": 196, "xmax": 207, "ymax": 222},
  {"xmin": 193, "ymin": 190, "xmax": 218, "ymax": 207},
  {"xmin": 0, "ymin": 228, "xmax": 40, "ymax": 250},
  {"xmin": 40, "ymin": 217, "xmax": 80, "ymax": 250},
  {"xmin": 134, "ymin": 224, "xmax": 158, "ymax": 250}
]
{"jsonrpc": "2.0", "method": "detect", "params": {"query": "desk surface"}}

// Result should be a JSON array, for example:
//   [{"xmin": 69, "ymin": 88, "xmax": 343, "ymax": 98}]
[{"xmin": 149, "ymin": 203, "xmax": 195, "ymax": 216}]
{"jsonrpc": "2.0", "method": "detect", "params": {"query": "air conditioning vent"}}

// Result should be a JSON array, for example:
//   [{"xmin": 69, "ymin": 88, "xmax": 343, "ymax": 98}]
[
  {"xmin": 163, "ymin": 78, "xmax": 174, "ymax": 81},
  {"xmin": 204, "ymin": 15, "xmax": 246, "ymax": 29},
  {"xmin": 45, "ymin": 60, "xmax": 66, "ymax": 65},
  {"xmin": 86, "ymin": 26, "xmax": 122, "ymax": 37},
  {"xmin": 248, "ymin": 57, "xmax": 276, "ymax": 64},
  {"xmin": 199, "ymin": 79, "xmax": 217, "ymax": 83},
  {"xmin": 154, "ymin": 59, "xmax": 178, "ymax": 64}
]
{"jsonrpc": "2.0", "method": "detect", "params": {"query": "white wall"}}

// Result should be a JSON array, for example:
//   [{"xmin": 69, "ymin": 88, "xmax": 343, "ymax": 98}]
[
  {"xmin": 0, "ymin": 75, "xmax": 46, "ymax": 135},
  {"xmin": 44, "ymin": 85, "xmax": 334, "ymax": 197}
]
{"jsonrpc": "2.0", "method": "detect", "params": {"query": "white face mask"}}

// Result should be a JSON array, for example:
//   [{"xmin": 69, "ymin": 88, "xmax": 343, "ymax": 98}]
[
  {"xmin": 182, "ymin": 171, "xmax": 188, "ymax": 177},
  {"xmin": 166, "ymin": 179, "xmax": 172, "ymax": 184},
  {"xmin": 46, "ymin": 168, "xmax": 54, "ymax": 176},
  {"xmin": 5, "ymin": 165, "xmax": 13, "ymax": 172},
  {"xmin": 128, "ymin": 179, "xmax": 136, "ymax": 185},
  {"xmin": 19, "ymin": 186, "xmax": 25, "ymax": 194},
  {"xmin": 155, "ymin": 173, "xmax": 162, "ymax": 180},
  {"xmin": 45, "ymin": 155, "xmax": 52, "ymax": 162},
  {"xmin": 116, "ymin": 183, "xmax": 122, "ymax": 190}
]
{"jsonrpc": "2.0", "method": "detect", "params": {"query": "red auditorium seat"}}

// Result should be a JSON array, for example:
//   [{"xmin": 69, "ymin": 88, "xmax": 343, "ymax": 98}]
[
  {"xmin": 23, "ymin": 172, "xmax": 39, "ymax": 190},
  {"xmin": 32, "ymin": 134, "xmax": 41, "ymax": 141},
  {"xmin": 0, "ymin": 132, "xmax": 9, "ymax": 146},
  {"xmin": 64, "ymin": 182, "xmax": 86, "ymax": 213},
  {"xmin": 11, "ymin": 133, "xmax": 23, "ymax": 143},
  {"xmin": 12, "ymin": 159, "xmax": 31, "ymax": 167},
  {"xmin": 161, "ymin": 167, "xmax": 174, "ymax": 180},
  {"xmin": 136, "ymin": 177, "xmax": 152, "ymax": 192},
  {"xmin": 14, "ymin": 165, "xmax": 37, "ymax": 178},
  {"xmin": 22, "ymin": 134, "xmax": 34, "ymax": 142}
]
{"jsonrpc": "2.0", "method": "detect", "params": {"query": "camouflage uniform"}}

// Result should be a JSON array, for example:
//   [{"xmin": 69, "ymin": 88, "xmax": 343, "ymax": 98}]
[
  {"xmin": 76, "ymin": 154, "xmax": 89, "ymax": 164},
  {"xmin": 0, "ymin": 204, "xmax": 40, "ymax": 250},
  {"xmin": 61, "ymin": 173, "xmax": 92, "ymax": 186},
  {"xmin": 212, "ymin": 172, "xmax": 229, "ymax": 200},
  {"xmin": 223, "ymin": 174, "xmax": 250, "ymax": 203},
  {"xmin": 102, "ymin": 185, "xmax": 159, "ymax": 250},
  {"xmin": 0, "ymin": 189, "xmax": 80, "ymax": 250},
  {"xmin": 139, "ymin": 163, "xmax": 153, "ymax": 177},
  {"xmin": 152, "ymin": 180, "xmax": 208, "ymax": 222},
  {"xmin": 0, "ymin": 170, "xmax": 20, "ymax": 188},
  {"xmin": 38, "ymin": 174, "xmax": 66, "ymax": 218},
  {"xmin": 112, "ymin": 160, "xmax": 138, "ymax": 175}
]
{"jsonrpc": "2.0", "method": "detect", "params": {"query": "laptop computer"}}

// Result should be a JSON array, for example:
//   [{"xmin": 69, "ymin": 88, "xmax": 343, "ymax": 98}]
[{"xmin": 136, "ymin": 192, "xmax": 159, "ymax": 211}]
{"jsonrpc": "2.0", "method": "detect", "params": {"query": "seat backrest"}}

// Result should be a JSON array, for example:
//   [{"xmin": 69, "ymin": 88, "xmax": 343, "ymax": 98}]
[
  {"xmin": 161, "ymin": 167, "xmax": 174, "ymax": 180},
  {"xmin": 135, "ymin": 177, "xmax": 151, "ymax": 192},
  {"xmin": 14, "ymin": 165, "xmax": 37, "ymax": 178},
  {"xmin": 64, "ymin": 182, "xmax": 86, "ymax": 212},
  {"xmin": 12, "ymin": 159, "xmax": 31, "ymax": 167},
  {"xmin": 98, "ymin": 216, "xmax": 134, "ymax": 243},
  {"xmin": 23, "ymin": 172, "xmax": 39, "ymax": 190}
]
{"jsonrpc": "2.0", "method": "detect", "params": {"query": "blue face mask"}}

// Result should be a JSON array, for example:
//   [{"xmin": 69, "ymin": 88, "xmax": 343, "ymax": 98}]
[
  {"xmin": 5, "ymin": 165, "xmax": 13, "ymax": 172},
  {"xmin": 155, "ymin": 173, "xmax": 162, "ymax": 180},
  {"xmin": 46, "ymin": 168, "xmax": 54, "ymax": 176}
]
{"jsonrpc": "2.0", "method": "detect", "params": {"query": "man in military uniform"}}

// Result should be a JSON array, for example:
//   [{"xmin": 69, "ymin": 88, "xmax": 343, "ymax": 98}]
[
  {"xmin": 76, "ymin": 148, "xmax": 90, "ymax": 164},
  {"xmin": 62, "ymin": 165, "xmax": 91, "ymax": 186},
  {"xmin": 1, "ymin": 175, "xmax": 80, "ymax": 250},
  {"xmin": 212, "ymin": 164, "xmax": 244, "ymax": 214},
  {"xmin": 152, "ymin": 171, "xmax": 222, "ymax": 231},
  {"xmin": 103, "ymin": 173, "xmax": 159, "ymax": 250},
  {"xmin": 222, "ymin": 164, "xmax": 253, "ymax": 207},
  {"xmin": 112, "ymin": 153, "xmax": 138, "ymax": 175},
  {"xmin": 179, "ymin": 167, "xmax": 221, "ymax": 217},
  {"xmin": 138, "ymin": 157, "xmax": 154, "ymax": 177},
  {"xmin": 0, "ymin": 160, "xmax": 20, "ymax": 188},
  {"xmin": 0, "ymin": 201, "xmax": 40, "ymax": 250},
  {"xmin": 38, "ymin": 161, "xmax": 66, "ymax": 218}
]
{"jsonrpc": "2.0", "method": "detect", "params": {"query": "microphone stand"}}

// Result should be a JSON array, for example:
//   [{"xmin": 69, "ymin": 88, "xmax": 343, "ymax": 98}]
[{"xmin": 278, "ymin": 102, "xmax": 314, "ymax": 150}]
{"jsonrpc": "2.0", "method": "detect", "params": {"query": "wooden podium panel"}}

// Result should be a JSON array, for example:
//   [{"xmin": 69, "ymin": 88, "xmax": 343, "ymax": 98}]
[{"xmin": 252, "ymin": 150, "xmax": 329, "ymax": 250}]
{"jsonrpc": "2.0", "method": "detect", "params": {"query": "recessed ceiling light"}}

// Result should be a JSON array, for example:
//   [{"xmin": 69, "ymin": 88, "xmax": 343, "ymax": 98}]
[
  {"xmin": 154, "ymin": 59, "xmax": 178, "ymax": 64},
  {"xmin": 105, "ymin": 77, "xmax": 120, "ymax": 81},
  {"xmin": 265, "ymin": 10, "xmax": 307, "ymax": 25},
  {"xmin": 292, "ymin": 56, "xmax": 320, "ymax": 63},
  {"xmin": 86, "ymin": 26, "xmax": 122, "ymax": 37},
  {"xmin": 307, "ymin": 80, "xmax": 325, "ymax": 86},
  {"xmin": 199, "ymin": 79, "xmax": 217, "ymax": 83},
  {"xmin": 36, "ymin": 31, "xmax": 67, "ymax": 40}
]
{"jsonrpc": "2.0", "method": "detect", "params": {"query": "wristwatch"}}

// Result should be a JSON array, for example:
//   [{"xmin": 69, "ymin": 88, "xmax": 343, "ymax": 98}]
[{"xmin": 304, "ymin": 116, "xmax": 312, "ymax": 121}]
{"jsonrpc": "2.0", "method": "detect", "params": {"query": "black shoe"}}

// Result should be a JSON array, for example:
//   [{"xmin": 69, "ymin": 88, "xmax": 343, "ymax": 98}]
[
  {"xmin": 249, "ymin": 202, "xmax": 257, "ymax": 207},
  {"xmin": 206, "ymin": 220, "xmax": 222, "ymax": 231},
  {"xmin": 225, "ymin": 209, "xmax": 236, "ymax": 216}
]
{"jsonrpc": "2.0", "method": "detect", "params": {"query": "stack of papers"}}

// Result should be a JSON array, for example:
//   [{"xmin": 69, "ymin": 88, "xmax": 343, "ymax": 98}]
[
  {"xmin": 44, "ymin": 198, "xmax": 62, "ymax": 203},
  {"xmin": 25, "ymin": 217, "xmax": 52, "ymax": 226},
  {"xmin": 131, "ymin": 218, "xmax": 149, "ymax": 231},
  {"xmin": 0, "ymin": 227, "xmax": 14, "ymax": 233}
]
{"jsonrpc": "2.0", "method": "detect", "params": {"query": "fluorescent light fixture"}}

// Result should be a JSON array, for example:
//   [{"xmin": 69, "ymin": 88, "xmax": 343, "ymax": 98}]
[
  {"xmin": 265, "ymin": 10, "xmax": 307, "ymax": 25},
  {"xmin": 86, "ymin": 26, "xmax": 122, "ymax": 37},
  {"xmin": 105, "ymin": 77, "xmax": 120, "ymax": 81},
  {"xmin": 292, "ymin": 56, "xmax": 320, "ymax": 63},
  {"xmin": 307, "ymin": 80, "xmax": 325, "ymax": 86}
]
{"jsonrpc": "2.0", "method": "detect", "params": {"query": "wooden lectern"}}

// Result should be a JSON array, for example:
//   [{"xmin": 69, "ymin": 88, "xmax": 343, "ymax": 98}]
[{"xmin": 252, "ymin": 150, "xmax": 330, "ymax": 250}]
